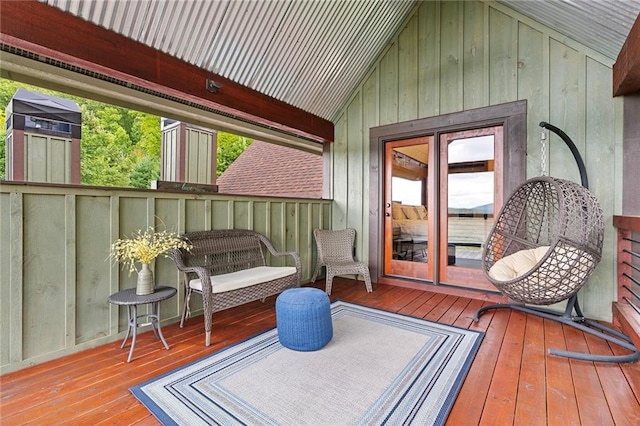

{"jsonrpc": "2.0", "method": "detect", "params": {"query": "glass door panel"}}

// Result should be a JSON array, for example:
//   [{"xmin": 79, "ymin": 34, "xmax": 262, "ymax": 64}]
[
  {"xmin": 383, "ymin": 137, "xmax": 433, "ymax": 280},
  {"xmin": 439, "ymin": 127, "xmax": 503, "ymax": 290}
]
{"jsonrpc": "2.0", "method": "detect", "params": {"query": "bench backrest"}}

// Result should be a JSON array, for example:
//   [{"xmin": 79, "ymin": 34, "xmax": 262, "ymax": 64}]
[{"xmin": 177, "ymin": 229, "xmax": 267, "ymax": 276}]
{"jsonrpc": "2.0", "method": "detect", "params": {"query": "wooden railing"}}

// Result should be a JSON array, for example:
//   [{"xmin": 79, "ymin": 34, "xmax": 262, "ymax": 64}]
[
  {"xmin": 0, "ymin": 182, "xmax": 332, "ymax": 374},
  {"xmin": 613, "ymin": 215, "xmax": 640, "ymax": 351}
]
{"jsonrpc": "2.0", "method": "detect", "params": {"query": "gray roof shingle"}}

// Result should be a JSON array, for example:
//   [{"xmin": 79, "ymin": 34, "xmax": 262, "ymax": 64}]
[{"xmin": 217, "ymin": 141, "xmax": 323, "ymax": 198}]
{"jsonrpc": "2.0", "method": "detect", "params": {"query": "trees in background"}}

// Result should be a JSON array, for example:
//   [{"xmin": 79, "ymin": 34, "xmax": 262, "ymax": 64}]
[
  {"xmin": 217, "ymin": 132, "xmax": 252, "ymax": 177},
  {"xmin": 0, "ymin": 80, "xmax": 250, "ymax": 187},
  {"xmin": 79, "ymin": 102, "xmax": 159, "ymax": 187}
]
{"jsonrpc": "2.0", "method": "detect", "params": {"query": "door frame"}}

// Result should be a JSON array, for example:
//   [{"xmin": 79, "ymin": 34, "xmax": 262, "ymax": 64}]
[{"xmin": 369, "ymin": 100, "xmax": 527, "ymax": 288}]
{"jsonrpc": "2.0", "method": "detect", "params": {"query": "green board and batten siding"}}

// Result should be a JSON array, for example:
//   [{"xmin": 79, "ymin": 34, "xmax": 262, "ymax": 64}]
[
  {"xmin": 0, "ymin": 184, "xmax": 330, "ymax": 373},
  {"xmin": 329, "ymin": 1, "xmax": 622, "ymax": 320},
  {"xmin": 161, "ymin": 124, "xmax": 216, "ymax": 184}
]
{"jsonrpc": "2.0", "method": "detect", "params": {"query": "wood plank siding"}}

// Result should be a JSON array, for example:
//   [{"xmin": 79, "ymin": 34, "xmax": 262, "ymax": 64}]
[
  {"xmin": 329, "ymin": 0, "xmax": 622, "ymax": 321},
  {"xmin": 0, "ymin": 182, "xmax": 331, "ymax": 374},
  {"xmin": 1, "ymin": 280, "xmax": 639, "ymax": 425}
]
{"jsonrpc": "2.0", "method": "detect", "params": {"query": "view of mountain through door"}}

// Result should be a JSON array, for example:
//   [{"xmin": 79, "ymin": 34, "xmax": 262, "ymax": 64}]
[
  {"xmin": 438, "ymin": 126, "xmax": 502, "ymax": 290},
  {"xmin": 383, "ymin": 126, "xmax": 502, "ymax": 291}
]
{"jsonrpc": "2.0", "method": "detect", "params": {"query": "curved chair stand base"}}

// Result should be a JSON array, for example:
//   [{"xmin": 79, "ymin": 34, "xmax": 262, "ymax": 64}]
[{"xmin": 474, "ymin": 294, "xmax": 639, "ymax": 363}]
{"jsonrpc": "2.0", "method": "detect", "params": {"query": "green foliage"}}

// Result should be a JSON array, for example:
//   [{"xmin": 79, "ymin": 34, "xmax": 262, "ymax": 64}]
[
  {"xmin": 130, "ymin": 156, "xmax": 160, "ymax": 188},
  {"xmin": 0, "ymin": 79, "xmax": 250, "ymax": 187},
  {"xmin": 217, "ymin": 132, "xmax": 252, "ymax": 177},
  {"xmin": 0, "ymin": 79, "xmax": 161, "ymax": 187},
  {"xmin": 135, "ymin": 114, "xmax": 162, "ymax": 158},
  {"xmin": 0, "ymin": 103, "xmax": 5, "ymax": 180},
  {"xmin": 0, "ymin": 80, "xmax": 23, "ymax": 105}
]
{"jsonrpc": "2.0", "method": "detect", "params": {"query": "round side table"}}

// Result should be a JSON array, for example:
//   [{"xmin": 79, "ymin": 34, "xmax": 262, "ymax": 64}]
[{"xmin": 107, "ymin": 286, "xmax": 177, "ymax": 362}]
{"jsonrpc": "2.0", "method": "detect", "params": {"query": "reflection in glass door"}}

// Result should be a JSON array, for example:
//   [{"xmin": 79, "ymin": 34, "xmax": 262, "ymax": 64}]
[
  {"xmin": 384, "ymin": 137, "xmax": 433, "ymax": 281},
  {"xmin": 439, "ymin": 127, "xmax": 503, "ymax": 290},
  {"xmin": 383, "ymin": 127, "xmax": 502, "ymax": 290}
]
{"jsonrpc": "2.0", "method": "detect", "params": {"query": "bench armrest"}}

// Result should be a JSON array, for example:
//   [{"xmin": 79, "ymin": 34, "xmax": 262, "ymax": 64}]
[
  {"xmin": 256, "ymin": 234, "xmax": 302, "ymax": 281},
  {"xmin": 169, "ymin": 248, "xmax": 215, "ymax": 298}
]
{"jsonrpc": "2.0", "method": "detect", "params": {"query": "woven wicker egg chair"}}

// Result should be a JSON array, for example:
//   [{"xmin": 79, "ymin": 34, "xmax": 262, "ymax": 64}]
[
  {"xmin": 482, "ymin": 176, "xmax": 604, "ymax": 305},
  {"xmin": 474, "ymin": 122, "xmax": 638, "ymax": 363}
]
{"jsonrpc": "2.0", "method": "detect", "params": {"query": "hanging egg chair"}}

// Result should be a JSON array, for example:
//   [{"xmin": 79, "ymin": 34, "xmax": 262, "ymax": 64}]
[
  {"xmin": 474, "ymin": 122, "xmax": 639, "ymax": 363},
  {"xmin": 483, "ymin": 175, "xmax": 604, "ymax": 305}
]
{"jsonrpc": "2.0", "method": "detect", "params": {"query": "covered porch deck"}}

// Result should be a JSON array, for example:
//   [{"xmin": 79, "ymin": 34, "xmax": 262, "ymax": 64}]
[{"xmin": 2, "ymin": 278, "xmax": 639, "ymax": 425}]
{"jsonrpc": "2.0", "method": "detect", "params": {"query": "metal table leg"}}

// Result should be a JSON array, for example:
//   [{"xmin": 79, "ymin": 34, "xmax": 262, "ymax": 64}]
[
  {"xmin": 107, "ymin": 286, "xmax": 177, "ymax": 363},
  {"xmin": 153, "ymin": 302, "xmax": 170, "ymax": 350},
  {"xmin": 127, "ymin": 305, "xmax": 138, "ymax": 363}
]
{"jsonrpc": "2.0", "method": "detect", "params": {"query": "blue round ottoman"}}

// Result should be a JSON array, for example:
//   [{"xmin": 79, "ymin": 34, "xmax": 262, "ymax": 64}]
[{"xmin": 276, "ymin": 288, "xmax": 333, "ymax": 351}]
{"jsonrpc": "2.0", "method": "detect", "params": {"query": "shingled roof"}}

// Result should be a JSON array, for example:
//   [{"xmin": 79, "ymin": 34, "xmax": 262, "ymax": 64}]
[{"xmin": 217, "ymin": 141, "xmax": 323, "ymax": 198}]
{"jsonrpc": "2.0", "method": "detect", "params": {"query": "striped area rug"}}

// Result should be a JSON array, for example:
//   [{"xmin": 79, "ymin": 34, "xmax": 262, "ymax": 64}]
[{"xmin": 131, "ymin": 301, "xmax": 483, "ymax": 425}]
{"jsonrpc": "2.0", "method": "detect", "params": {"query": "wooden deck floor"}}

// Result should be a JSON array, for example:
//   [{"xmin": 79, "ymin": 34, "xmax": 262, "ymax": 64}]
[{"xmin": 1, "ymin": 279, "xmax": 639, "ymax": 425}]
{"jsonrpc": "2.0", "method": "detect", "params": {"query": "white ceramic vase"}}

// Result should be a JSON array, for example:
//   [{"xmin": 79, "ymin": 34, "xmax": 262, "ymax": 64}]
[{"xmin": 136, "ymin": 263, "xmax": 155, "ymax": 295}]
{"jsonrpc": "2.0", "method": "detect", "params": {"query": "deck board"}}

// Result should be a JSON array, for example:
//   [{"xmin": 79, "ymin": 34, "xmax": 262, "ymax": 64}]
[
  {"xmin": 479, "ymin": 311, "xmax": 526, "ymax": 425},
  {"xmin": 564, "ymin": 325, "xmax": 616, "ymax": 425},
  {"xmin": 514, "ymin": 315, "xmax": 547, "ymax": 426},
  {"xmin": 544, "ymin": 320, "xmax": 582, "ymax": 425},
  {"xmin": 1, "ymin": 279, "xmax": 639, "ymax": 425},
  {"xmin": 583, "ymin": 332, "xmax": 640, "ymax": 425}
]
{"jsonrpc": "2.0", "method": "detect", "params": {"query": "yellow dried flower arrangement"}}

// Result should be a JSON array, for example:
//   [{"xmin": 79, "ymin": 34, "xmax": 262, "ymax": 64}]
[{"xmin": 110, "ymin": 227, "xmax": 191, "ymax": 274}]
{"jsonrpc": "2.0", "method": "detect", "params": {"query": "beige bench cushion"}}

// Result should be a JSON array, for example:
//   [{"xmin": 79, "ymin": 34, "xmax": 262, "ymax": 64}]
[
  {"xmin": 189, "ymin": 266, "xmax": 297, "ymax": 294},
  {"xmin": 488, "ymin": 246, "xmax": 550, "ymax": 281}
]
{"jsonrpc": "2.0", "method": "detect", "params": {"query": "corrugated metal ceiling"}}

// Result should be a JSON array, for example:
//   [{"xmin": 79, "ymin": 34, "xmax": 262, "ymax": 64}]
[
  {"xmin": 40, "ymin": 0, "xmax": 639, "ymax": 123},
  {"xmin": 497, "ymin": 0, "xmax": 640, "ymax": 61},
  {"xmin": 40, "ymin": 0, "xmax": 418, "ymax": 121}
]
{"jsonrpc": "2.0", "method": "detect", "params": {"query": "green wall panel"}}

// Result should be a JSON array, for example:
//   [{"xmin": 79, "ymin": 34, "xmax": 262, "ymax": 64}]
[
  {"xmin": 549, "ymin": 39, "xmax": 584, "ymax": 185},
  {"xmin": 439, "ymin": 0, "xmax": 462, "ymax": 114},
  {"xmin": 76, "ymin": 195, "xmax": 111, "ymax": 344},
  {"xmin": 517, "ymin": 22, "xmax": 546, "ymax": 179},
  {"xmin": 0, "ymin": 184, "xmax": 330, "ymax": 373},
  {"xmin": 379, "ymin": 42, "xmax": 399, "ymax": 126},
  {"xmin": 23, "ymin": 194, "xmax": 66, "ymax": 358},
  {"xmin": 489, "ymin": 7, "xmax": 518, "ymax": 105},
  {"xmin": 463, "ymin": 0, "xmax": 487, "ymax": 109},
  {"xmin": 252, "ymin": 201, "xmax": 269, "ymax": 237},
  {"xmin": 330, "ymin": 0, "xmax": 622, "ymax": 321},
  {"xmin": 398, "ymin": 14, "xmax": 419, "ymax": 122},
  {"xmin": 417, "ymin": 1, "xmax": 440, "ymax": 117},
  {"xmin": 0, "ymin": 193, "xmax": 11, "ymax": 365}
]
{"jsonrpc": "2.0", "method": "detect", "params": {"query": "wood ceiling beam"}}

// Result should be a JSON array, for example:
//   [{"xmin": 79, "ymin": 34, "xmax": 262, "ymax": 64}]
[
  {"xmin": 614, "ymin": 13, "xmax": 640, "ymax": 96},
  {"xmin": 0, "ymin": 1, "xmax": 334, "ymax": 143}
]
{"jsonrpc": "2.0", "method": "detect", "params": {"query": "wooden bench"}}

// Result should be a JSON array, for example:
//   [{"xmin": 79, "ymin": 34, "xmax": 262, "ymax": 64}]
[{"xmin": 170, "ymin": 229, "xmax": 301, "ymax": 346}]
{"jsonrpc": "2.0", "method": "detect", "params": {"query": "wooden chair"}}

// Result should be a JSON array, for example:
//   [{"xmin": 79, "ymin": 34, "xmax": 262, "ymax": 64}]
[{"xmin": 310, "ymin": 228, "xmax": 373, "ymax": 295}]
